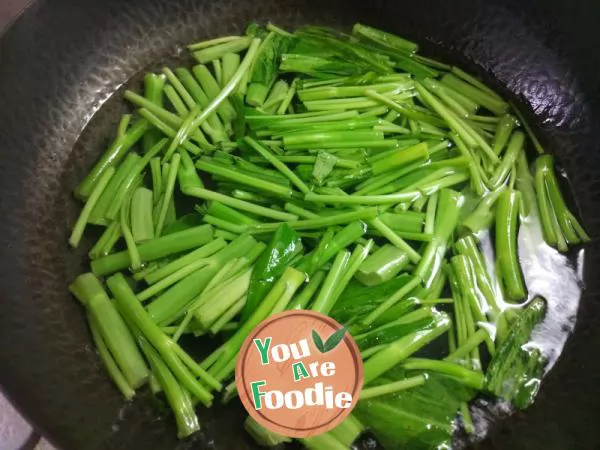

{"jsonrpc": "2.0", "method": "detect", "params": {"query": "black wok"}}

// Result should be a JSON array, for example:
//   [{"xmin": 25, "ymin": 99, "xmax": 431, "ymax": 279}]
[{"xmin": 0, "ymin": 0, "xmax": 599, "ymax": 448}]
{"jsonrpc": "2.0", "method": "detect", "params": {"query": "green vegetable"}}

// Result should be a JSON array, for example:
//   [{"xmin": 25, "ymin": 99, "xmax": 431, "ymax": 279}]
[
  {"xmin": 240, "ymin": 223, "xmax": 302, "ymax": 323},
  {"xmin": 87, "ymin": 313, "xmax": 135, "ymax": 400},
  {"xmin": 356, "ymin": 307, "xmax": 438, "ymax": 350},
  {"xmin": 247, "ymin": 31, "xmax": 295, "ymax": 106},
  {"xmin": 70, "ymin": 274, "xmax": 148, "ymax": 389},
  {"xmin": 91, "ymin": 225, "xmax": 214, "ymax": 276},
  {"xmin": 495, "ymin": 189, "xmax": 526, "ymax": 301},
  {"xmin": 414, "ymin": 189, "xmax": 464, "ymax": 287},
  {"xmin": 535, "ymin": 155, "xmax": 590, "ymax": 251},
  {"xmin": 142, "ymin": 74, "xmax": 166, "ymax": 153},
  {"xmin": 194, "ymin": 268, "xmax": 253, "ymax": 330},
  {"xmin": 440, "ymin": 73, "xmax": 509, "ymax": 116},
  {"xmin": 352, "ymin": 23, "xmax": 419, "ymax": 53},
  {"xmin": 243, "ymin": 137, "xmax": 310, "ymax": 194},
  {"xmin": 104, "ymin": 138, "xmax": 168, "ymax": 220},
  {"xmin": 330, "ymin": 274, "xmax": 415, "ymax": 326},
  {"xmin": 403, "ymin": 358, "xmax": 485, "ymax": 390},
  {"xmin": 88, "ymin": 221, "xmax": 121, "ymax": 259},
  {"xmin": 355, "ymin": 372, "xmax": 474, "ymax": 449},
  {"xmin": 107, "ymin": 273, "xmax": 220, "ymax": 406},
  {"xmin": 489, "ymin": 131, "xmax": 525, "ymax": 188},
  {"xmin": 67, "ymin": 21, "xmax": 588, "ymax": 446},
  {"xmin": 461, "ymin": 186, "xmax": 506, "ymax": 233},
  {"xmin": 165, "ymin": 37, "xmax": 262, "ymax": 159},
  {"xmin": 196, "ymin": 157, "xmax": 292, "ymax": 197},
  {"xmin": 310, "ymin": 250, "xmax": 351, "ymax": 313},
  {"xmin": 139, "ymin": 337, "xmax": 201, "ymax": 438},
  {"xmin": 89, "ymin": 153, "xmax": 141, "ymax": 224},
  {"xmin": 492, "ymin": 114, "xmax": 517, "ymax": 155},
  {"xmin": 356, "ymin": 243, "xmax": 409, "ymax": 286},
  {"xmin": 244, "ymin": 416, "xmax": 291, "ymax": 446},
  {"xmin": 204, "ymin": 266, "xmax": 306, "ymax": 381},
  {"xmin": 360, "ymin": 374, "xmax": 426, "ymax": 400},
  {"xmin": 454, "ymin": 235, "xmax": 500, "ymax": 317},
  {"xmin": 69, "ymin": 167, "xmax": 115, "ymax": 248},
  {"xmin": 486, "ymin": 298, "xmax": 547, "ymax": 408},
  {"xmin": 120, "ymin": 185, "xmax": 142, "ymax": 271},
  {"xmin": 192, "ymin": 64, "xmax": 237, "ymax": 124},
  {"xmin": 172, "ymin": 67, "xmax": 229, "ymax": 143},
  {"xmin": 130, "ymin": 187, "xmax": 155, "ymax": 243},
  {"xmin": 75, "ymin": 118, "xmax": 149, "ymax": 199},
  {"xmin": 363, "ymin": 310, "xmax": 450, "ymax": 383},
  {"xmin": 301, "ymin": 415, "xmax": 364, "ymax": 449},
  {"xmin": 192, "ymin": 37, "xmax": 252, "ymax": 63},
  {"xmin": 371, "ymin": 142, "xmax": 429, "ymax": 175},
  {"xmin": 154, "ymin": 154, "xmax": 179, "ymax": 237},
  {"xmin": 146, "ymin": 234, "xmax": 257, "ymax": 325},
  {"xmin": 312, "ymin": 151, "xmax": 338, "ymax": 184}
]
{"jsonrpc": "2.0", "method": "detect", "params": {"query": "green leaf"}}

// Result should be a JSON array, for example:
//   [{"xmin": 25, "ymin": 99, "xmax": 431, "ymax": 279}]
[
  {"xmin": 247, "ymin": 33, "xmax": 296, "ymax": 105},
  {"xmin": 323, "ymin": 327, "xmax": 347, "ymax": 352},
  {"xmin": 485, "ymin": 297, "xmax": 547, "ymax": 409},
  {"xmin": 240, "ymin": 223, "xmax": 303, "ymax": 324},
  {"xmin": 355, "ymin": 371, "xmax": 474, "ymax": 449},
  {"xmin": 329, "ymin": 274, "xmax": 417, "ymax": 325},
  {"xmin": 312, "ymin": 330, "xmax": 325, "ymax": 353},
  {"xmin": 229, "ymin": 93, "xmax": 247, "ymax": 140},
  {"xmin": 355, "ymin": 311, "xmax": 435, "ymax": 351}
]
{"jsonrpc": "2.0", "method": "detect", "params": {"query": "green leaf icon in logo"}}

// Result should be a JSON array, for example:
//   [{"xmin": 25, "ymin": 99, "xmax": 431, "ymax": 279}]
[
  {"xmin": 312, "ymin": 330, "xmax": 325, "ymax": 353},
  {"xmin": 312, "ymin": 327, "xmax": 347, "ymax": 353}
]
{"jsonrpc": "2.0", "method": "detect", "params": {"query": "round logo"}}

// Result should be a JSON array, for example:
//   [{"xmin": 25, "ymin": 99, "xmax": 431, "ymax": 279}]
[{"xmin": 235, "ymin": 310, "xmax": 363, "ymax": 438}]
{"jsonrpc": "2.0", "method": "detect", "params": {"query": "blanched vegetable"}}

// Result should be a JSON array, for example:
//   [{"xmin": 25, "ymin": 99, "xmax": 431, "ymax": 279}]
[
  {"xmin": 67, "ymin": 21, "xmax": 588, "ymax": 448},
  {"xmin": 485, "ymin": 298, "xmax": 547, "ymax": 408}
]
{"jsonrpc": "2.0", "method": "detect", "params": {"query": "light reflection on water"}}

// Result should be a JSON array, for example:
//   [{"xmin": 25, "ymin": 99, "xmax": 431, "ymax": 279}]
[
  {"xmin": 516, "ymin": 213, "xmax": 582, "ymax": 371},
  {"xmin": 462, "ymin": 212, "xmax": 583, "ymax": 447}
]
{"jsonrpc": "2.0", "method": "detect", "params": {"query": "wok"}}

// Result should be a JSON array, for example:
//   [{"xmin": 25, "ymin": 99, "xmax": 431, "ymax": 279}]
[{"xmin": 0, "ymin": 0, "xmax": 599, "ymax": 448}]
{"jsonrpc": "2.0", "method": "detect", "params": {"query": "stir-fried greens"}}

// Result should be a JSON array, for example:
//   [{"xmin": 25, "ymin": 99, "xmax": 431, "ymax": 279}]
[{"xmin": 68, "ymin": 22, "xmax": 589, "ymax": 448}]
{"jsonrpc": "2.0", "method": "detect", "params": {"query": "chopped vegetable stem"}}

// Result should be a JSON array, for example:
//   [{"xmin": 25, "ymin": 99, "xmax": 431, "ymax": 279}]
[{"xmin": 67, "ymin": 22, "xmax": 591, "ymax": 444}]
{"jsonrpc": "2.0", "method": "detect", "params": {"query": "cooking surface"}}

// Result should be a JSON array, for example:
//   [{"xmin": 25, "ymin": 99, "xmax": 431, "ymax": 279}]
[{"xmin": 0, "ymin": 5, "xmax": 57, "ymax": 450}]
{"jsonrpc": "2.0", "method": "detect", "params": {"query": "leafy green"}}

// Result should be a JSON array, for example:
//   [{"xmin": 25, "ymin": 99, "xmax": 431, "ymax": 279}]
[
  {"xmin": 239, "ymin": 223, "xmax": 303, "ymax": 323},
  {"xmin": 280, "ymin": 53, "xmax": 365, "ymax": 78},
  {"xmin": 247, "ymin": 31, "xmax": 296, "ymax": 106},
  {"xmin": 355, "ymin": 372, "xmax": 474, "ymax": 449},
  {"xmin": 355, "ymin": 308, "xmax": 436, "ymax": 350},
  {"xmin": 280, "ymin": 26, "xmax": 393, "ymax": 79},
  {"xmin": 67, "ymin": 19, "xmax": 589, "ymax": 446},
  {"xmin": 485, "ymin": 297, "xmax": 547, "ymax": 408},
  {"xmin": 296, "ymin": 27, "xmax": 394, "ymax": 74},
  {"xmin": 229, "ymin": 93, "xmax": 247, "ymax": 139},
  {"xmin": 330, "ymin": 274, "xmax": 414, "ymax": 325}
]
